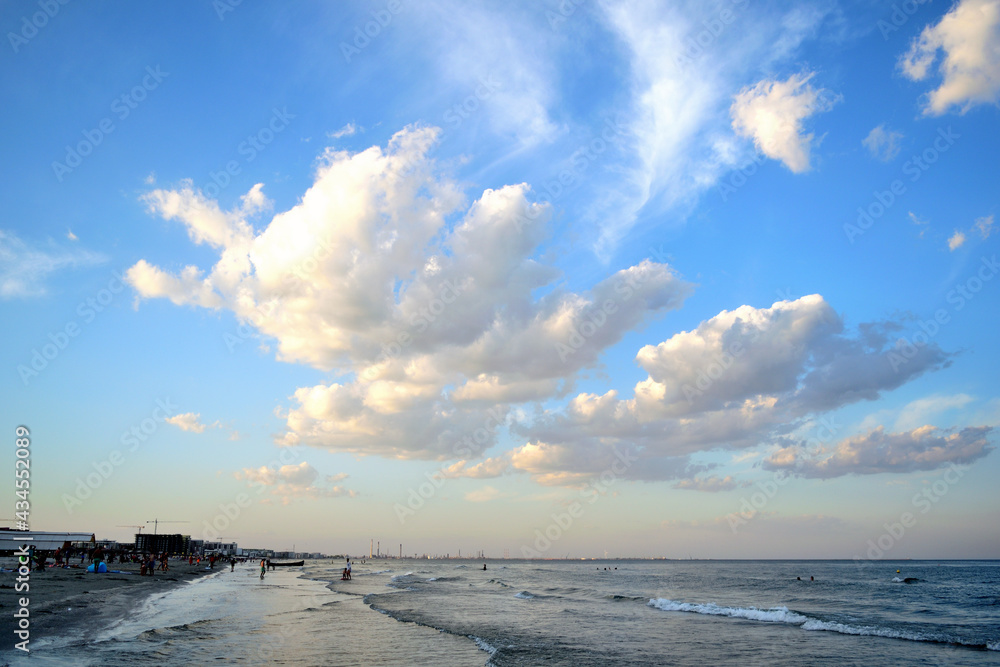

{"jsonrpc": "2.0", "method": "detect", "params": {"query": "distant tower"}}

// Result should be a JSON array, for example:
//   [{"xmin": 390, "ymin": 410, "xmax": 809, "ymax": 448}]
[{"xmin": 399, "ymin": 544, "xmax": 402, "ymax": 559}]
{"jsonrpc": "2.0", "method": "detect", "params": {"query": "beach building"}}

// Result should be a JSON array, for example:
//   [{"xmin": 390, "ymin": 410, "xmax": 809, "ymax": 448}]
[
  {"xmin": 240, "ymin": 548, "xmax": 274, "ymax": 558},
  {"xmin": 0, "ymin": 529, "xmax": 94, "ymax": 553},
  {"xmin": 135, "ymin": 533, "xmax": 190, "ymax": 554},
  {"xmin": 203, "ymin": 541, "xmax": 238, "ymax": 556}
]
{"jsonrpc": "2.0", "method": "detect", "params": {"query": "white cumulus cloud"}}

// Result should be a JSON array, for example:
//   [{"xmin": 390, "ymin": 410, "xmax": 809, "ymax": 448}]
[
  {"xmin": 165, "ymin": 412, "xmax": 209, "ymax": 433},
  {"xmin": 899, "ymin": 0, "xmax": 1000, "ymax": 115},
  {"xmin": 731, "ymin": 72, "xmax": 837, "ymax": 173},
  {"xmin": 764, "ymin": 425, "xmax": 993, "ymax": 478},
  {"xmin": 234, "ymin": 462, "xmax": 356, "ymax": 504},
  {"xmin": 128, "ymin": 127, "xmax": 692, "ymax": 461}
]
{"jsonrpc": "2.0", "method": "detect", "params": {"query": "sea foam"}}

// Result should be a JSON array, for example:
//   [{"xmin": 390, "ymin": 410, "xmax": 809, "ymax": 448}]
[
  {"xmin": 648, "ymin": 597, "xmax": 997, "ymax": 650},
  {"xmin": 648, "ymin": 598, "xmax": 808, "ymax": 624}
]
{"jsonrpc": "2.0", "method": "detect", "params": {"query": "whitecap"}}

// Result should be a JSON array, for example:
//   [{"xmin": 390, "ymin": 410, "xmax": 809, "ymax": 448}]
[
  {"xmin": 647, "ymin": 598, "xmax": 808, "ymax": 624},
  {"xmin": 470, "ymin": 635, "xmax": 497, "ymax": 655}
]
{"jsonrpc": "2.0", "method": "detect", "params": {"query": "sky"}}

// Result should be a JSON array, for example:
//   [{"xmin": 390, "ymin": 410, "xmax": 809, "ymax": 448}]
[{"xmin": 1, "ymin": 0, "xmax": 998, "ymax": 559}]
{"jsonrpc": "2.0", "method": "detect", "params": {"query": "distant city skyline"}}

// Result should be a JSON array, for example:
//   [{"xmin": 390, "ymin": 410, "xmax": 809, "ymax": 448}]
[{"xmin": 2, "ymin": 0, "xmax": 998, "ymax": 560}]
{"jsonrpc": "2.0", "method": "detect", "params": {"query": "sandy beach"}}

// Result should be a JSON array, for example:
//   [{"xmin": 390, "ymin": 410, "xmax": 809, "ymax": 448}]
[{"xmin": 0, "ymin": 557, "xmax": 219, "ymax": 650}]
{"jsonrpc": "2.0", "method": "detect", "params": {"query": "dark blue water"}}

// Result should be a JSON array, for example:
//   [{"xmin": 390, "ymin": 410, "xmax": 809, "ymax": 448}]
[
  {"xmin": 361, "ymin": 559, "xmax": 1000, "ymax": 665},
  {"xmin": 6, "ymin": 560, "xmax": 998, "ymax": 665}
]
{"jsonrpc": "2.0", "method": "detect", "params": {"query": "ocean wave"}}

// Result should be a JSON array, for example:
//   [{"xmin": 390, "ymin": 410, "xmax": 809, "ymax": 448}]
[
  {"xmin": 648, "ymin": 598, "xmax": 808, "ymax": 624},
  {"xmin": 358, "ymin": 569, "xmax": 392, "ymax": 576},
  {"xmin": 891, "ymin": 577, "xmax": 920, "ymax": 583},
  {"xmin": 649, "ymin": 597, "xmax": 999, "ymax": 651},
  {"xmin": 514, "ymin": 591, "xmax": 535, "ymax": 599},
  {"xmin": 470, "ymin": 635, "xmax": 498, "ymax": 655}
]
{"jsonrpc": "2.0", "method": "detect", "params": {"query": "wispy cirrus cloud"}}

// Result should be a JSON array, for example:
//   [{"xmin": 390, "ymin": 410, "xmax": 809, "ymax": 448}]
[
  {"xmin": 862, "ymin": 124, "xmax": 904, "ymax": 162},
  {"xmin": 673, "ymin": 475, "xmax": 744, "ymax": 492},
  {"xmin": 0, "ymin": 230, "xmax": 106, "ymax": 299},
  {"xmin": 592, "ymin": 1, "xmax": 833, "ymax": 254}
]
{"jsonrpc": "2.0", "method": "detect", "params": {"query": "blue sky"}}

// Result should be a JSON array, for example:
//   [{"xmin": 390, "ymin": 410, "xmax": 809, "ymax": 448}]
[{"xmin": 2, "ymin": 0, "xmax": 998, "ymax": 559}]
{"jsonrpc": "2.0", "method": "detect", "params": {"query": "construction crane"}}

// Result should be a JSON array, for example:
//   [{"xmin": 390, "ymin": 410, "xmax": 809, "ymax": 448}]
[
  {"xmin": 146, "ymin": 519, "xmax": 188, "ymax": 535},
  {"xmin": 117, "ymin": 525, "xmax": 145, "ymax": 539}
]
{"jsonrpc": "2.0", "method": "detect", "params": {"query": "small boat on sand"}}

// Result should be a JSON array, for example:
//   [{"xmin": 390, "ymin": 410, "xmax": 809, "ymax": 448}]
[{"xmin": 270, "ymin": 560, "xmax": 304, "ymax": 567}]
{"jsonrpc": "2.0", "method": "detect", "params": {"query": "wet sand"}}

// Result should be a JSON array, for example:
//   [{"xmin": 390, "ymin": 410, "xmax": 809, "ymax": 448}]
[{"xmin": 0, "ymin": 557, "xmax": 219, "ymax": 650}]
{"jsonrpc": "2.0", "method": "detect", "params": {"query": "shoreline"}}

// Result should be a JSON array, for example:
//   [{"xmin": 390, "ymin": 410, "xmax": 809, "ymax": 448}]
[{"xmin": 0, "ymin": 556, "xmax": 220, "ymax": 652}]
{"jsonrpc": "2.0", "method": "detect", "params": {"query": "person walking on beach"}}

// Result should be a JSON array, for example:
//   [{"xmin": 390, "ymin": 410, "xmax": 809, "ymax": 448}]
[
  {"xmin": 346, "ymin": 558, "xmax": 352, "ymax": 580},
  {"xmin": 91, "ymin": 546, "xmax": 105, "ymax": 573},
  {"xmin": 260, "ymin": 559, "xmax": 266, "ymax": 580}
]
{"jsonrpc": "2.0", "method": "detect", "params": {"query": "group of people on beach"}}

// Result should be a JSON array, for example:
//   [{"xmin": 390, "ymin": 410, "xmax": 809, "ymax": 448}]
[{"xmin": 21, "ymin": 542, "xmax": 254, "ymax": 576}]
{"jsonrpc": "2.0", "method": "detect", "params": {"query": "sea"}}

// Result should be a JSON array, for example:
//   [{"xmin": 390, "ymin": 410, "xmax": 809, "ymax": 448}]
[{"xmin": 4, "ymin": 559, "xmax": 998, "ymax": 665}]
